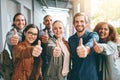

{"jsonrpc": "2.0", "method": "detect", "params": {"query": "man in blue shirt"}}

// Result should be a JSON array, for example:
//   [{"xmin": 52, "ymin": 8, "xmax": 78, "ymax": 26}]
[{"xmin": 68, "ymin": 12, "xmax": 99, "ymax": 80}]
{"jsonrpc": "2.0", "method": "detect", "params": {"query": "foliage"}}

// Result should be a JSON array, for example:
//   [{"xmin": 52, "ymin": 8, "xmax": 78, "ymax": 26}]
[
  {"xmin": 91, "ymin": 0, "xmax": 120, "ymax": 27},
  {"xmin": 116, "ymin": 28, "xmax": 120, "ymax": 35}
]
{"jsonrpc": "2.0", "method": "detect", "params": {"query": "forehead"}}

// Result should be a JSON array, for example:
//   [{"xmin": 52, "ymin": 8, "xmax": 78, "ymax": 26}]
[
  {"xmin": 53, "ymin": 22, "xmax": 63, "ymax": 27},
  {"xmin": 75, "ymin": 16, "xmax": 85, "ymax": 21},
  {"xmin": 27, "ymin": 28, "xmax": 37, "ymax": 32},
  {"xmin": 15, "ymin": 15, "xmax": 25, "ymax": 20},
  {"xmin": 44, "ymin": 16, "xmax": 52, "ymax": 20},
  {"xmin": 101, "ymin": 24, "xmax": 109, "ymax": 28}
]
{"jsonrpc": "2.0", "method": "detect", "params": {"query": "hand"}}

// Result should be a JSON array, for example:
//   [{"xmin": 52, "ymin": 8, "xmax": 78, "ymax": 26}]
[
  {"xmin": 93, "ymin": 38, "xmax": 102, "ymax": 53},
  {"xmin": 41, "ymin": 30, "xmax": 49, "ymax": 43},
  {"xmin": 76, "ymin": 38, "xmax": 88, "ymax": 58},
  {"xmin": 32, "ymin": 40, "xmax": 42, "ymax": 57},
  {"xmin": 53, "ymin": 40, "xmax": 61, "ymax": 57},
  {"xmin": 10, "ymin": 28, "xmax": 19, "ymax": 45}
]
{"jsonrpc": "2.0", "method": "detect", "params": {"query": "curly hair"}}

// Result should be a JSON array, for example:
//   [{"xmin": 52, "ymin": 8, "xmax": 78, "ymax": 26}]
[{"xmin": 93, "ymin": 22, "xmax": 119, "ymax": 43}]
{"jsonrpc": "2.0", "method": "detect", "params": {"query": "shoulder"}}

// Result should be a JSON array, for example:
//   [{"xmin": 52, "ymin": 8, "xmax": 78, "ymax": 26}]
[
  {"xmin": 6, "ymin": 28, "xmax": 14, "ymax": 35},
  {"xmin": 86, "ymin": 31, "xmax": 99, "ymax": 41},
  {"xmin": 68, "ymin": 34, "xmax": 76, "ymax": 41},
  {"xmin": 87, "ymin": 31, "xmax": 99, "ymax": 37},
  {"xmin": 14, "ymin": 42, "xmax": 26, "ymax": 49}
]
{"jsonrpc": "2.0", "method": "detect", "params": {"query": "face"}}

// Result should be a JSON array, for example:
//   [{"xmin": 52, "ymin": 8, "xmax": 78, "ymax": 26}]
[
  {"xmin": 74, "ymin": 16, "xmax": 86, "ymax": 32},
  {"xmin": 52, "ymin": 22, "xmax": 64, "ymax": 39},
  {"xmin": 13, "ymin": 15, "xmax": 26, "ymax": 30},
  {"xmin": 24, "ymin": 28, "xmax": 38, "ymax": 44},
  {"xmin": 98, "ymin": 24, "xmax": 109, "ymax": 40},
  {"xmin": 43, "ymin": 16, "xmax": 52, "ymax": 29}
]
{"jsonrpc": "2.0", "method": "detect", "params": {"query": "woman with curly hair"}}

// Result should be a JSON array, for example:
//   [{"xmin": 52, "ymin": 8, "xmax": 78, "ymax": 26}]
[{"xmin": 93, "ymin": 22, "xmax": 120, "ymax": 80}]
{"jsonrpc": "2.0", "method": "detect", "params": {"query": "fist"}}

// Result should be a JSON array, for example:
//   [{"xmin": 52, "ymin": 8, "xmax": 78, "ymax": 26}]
[
  {"xmin": 41, "ymin": 30, "xmax": 49, "ymax": 43},
  {"xmin": 32, "ymin": 40, "xmax": 42, "ymax": 57},
  {"xmin": 93, "ymin": 38, "xmax": 102, "ymax": 53},
  {"xmin": 53, "ymin": 40, "xmax": 61, "ymax": 57},
  {"xmin": 10, "ymin": 28, "xmax": 19, "ymax": 45},
  {"xmin": 77, "ymin": 38, "xmax": 88, "ymax": 58}
]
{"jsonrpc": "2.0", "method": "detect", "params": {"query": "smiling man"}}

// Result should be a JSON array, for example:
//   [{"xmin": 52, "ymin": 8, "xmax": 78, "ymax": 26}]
[
  {"xmin": 6, "ymin": 13, "xmax": 27, "ymax": 55},
  {"xmin": 68, "ymin": 12, "xmax": 99, "ymax": 80}
]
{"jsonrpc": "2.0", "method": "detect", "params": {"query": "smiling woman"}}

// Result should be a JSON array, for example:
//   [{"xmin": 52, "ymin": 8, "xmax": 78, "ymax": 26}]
[
  {"xmin": 93, "ymin": 22, "xmax": 120, "ymax": 80},
  {"xmin": 12, "ymin": 24, "xmax": 43, "ymax": 80},
  {"xmin": 43, "ymin": 20, "xmax": 70, "ymax": 80}
]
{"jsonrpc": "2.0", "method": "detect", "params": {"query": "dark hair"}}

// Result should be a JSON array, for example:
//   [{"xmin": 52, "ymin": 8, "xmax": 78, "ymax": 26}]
[
  {"xmin": 94, "ymin": 22, "xmax": 118, "ymax": 43},
  {"xmin": 73, "ymin": 12, "xmax": 88, "ymax": 24},
  {"xmin": 43, "ymin": 15, "xmax": 52, "ymax": 21},
  {"xmin": 22, "ymin": 24, "xmax": 39, "ymax": 45},
  {"xmin": 12, "ymin": 13, "xmax": 27, "ymax": 27}
]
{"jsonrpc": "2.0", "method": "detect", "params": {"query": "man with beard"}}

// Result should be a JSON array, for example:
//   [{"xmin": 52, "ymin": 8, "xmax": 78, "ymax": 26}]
[{"xmin": 68, "ymin": 12, "xmax": 99, "ymax": 80}]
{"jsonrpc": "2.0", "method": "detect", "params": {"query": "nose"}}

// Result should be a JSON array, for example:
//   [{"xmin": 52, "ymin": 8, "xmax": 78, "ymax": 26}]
[{"xmin": 78, "ymin": 21, "xmax": 82, "ymax": 25}]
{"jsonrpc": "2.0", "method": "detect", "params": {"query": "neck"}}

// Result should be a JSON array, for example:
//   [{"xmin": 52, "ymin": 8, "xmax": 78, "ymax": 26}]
[
  {"xmin": 24, "ymin": 40, "xmax": 31, "ymax": 46},
  {"xmin": 76, "ymin": 30, "xmax": 85, "ymax": 37}
]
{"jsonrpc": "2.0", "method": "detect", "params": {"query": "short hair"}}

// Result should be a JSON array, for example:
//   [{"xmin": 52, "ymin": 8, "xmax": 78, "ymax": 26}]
[
  {"xmin": 43, "ymin": 15, "xmax": 52, "ymax": 21},
  {"xmin": 73, "ymin": 12, "xmax": 88, "ymax": 24}
]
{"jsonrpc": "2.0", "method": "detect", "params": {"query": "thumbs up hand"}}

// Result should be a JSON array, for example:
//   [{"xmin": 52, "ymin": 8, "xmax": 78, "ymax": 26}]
[
  {"xmin": 32, "ymin": 40, "xmax": 42, "ymax": 57},
  {"xmin": 41, "ymin": 30, "xmax": 49, "ymax": 43},
  {"xmin": 93, "ymin": 38, "xmax": 102, "ymax": 53},
  {"xmin": 53, "ymin": 40, "xmax": 61, "ymax": 57},
  {"xmin": 76, "ymin": 38, "xmax": 88, "ymax": 58},
  {"xmin": 10, "ymin": 28, "xmax": 19, "ymax": 45}
]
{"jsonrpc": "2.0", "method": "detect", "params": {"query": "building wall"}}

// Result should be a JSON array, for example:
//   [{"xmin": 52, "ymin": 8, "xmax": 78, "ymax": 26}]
[
  {"xmin": 0, "ymin": 0, "xmax": 8, "ymax": 51},
  {"xmin": 33, "ymin": 1, "xmax": 45, "ymax": 29}
]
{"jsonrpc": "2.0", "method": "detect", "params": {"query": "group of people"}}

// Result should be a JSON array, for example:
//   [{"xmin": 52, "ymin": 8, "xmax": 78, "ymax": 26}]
[{"xmin": 6, "ymin": 12, "xmax": 120, "ymax": 80}]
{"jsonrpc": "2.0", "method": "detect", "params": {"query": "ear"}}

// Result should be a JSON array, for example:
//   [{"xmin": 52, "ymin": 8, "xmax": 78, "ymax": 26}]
[
  {"xmin": 43, "ymin": 21, "xmax": 45, "ymax": 25},
  {"xmin": 24, "ymin": 31, "xmax": 27, "ymax": 36}
]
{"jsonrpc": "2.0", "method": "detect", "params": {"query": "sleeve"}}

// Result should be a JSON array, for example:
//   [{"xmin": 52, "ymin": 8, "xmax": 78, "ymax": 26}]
[
  {"xmin": 13, "ymin": 43, "xmax": 34, "ymax": 63},
  {"xmin": 85, "ymin": 32, "xmax": 99, "ymax": 48},
  {"xmin": 98, "ymin": 41, "xmax": 117, "ymax": 55}
]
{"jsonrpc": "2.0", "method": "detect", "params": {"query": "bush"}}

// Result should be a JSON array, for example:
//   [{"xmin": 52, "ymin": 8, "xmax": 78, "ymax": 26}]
[{"xmin": 116, "ymin": 27, "xmax": 120, "ymax": 35}]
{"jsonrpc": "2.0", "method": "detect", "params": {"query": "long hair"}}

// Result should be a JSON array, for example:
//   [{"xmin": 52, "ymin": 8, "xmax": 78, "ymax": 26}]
[
  {"xmin": 22, "ymin": 24, "xmax": 39, "ymax": 45},
  {"xmin": 12, "ymin": 13, "xmax": 27, "ymax": 27},
  {"xmin": 94, "ymin": 22, "xmax": 119, "ymax": 43}
]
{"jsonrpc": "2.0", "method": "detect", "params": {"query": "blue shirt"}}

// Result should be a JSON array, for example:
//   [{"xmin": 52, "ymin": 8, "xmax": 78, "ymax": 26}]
[{"xmin": 68, "ymin": 30, "xmax": 99, "ymax": 80}]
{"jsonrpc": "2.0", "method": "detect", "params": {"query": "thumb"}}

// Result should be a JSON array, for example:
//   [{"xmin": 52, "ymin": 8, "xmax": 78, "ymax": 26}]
[
  {"xmin": 37, "ymin": 40, "xmax": 41, "ymax": 46},
  {"xmin": 44, "ymin": 30, "xmax": 48, "ymax": 35},
  {"xmin": 14, "ymin": 28, "xmax": 17, "ymax": 35},
  {"xmin": 93, "ymin": 38, "xmax": 97, "ymax": 45},
  {"xmin": 79, "ymin": 38, "xmax": 83, "ymax": 46},
  {"xmin": 55, "ymin": 40, "xmax": 59, "ymax": 47}
]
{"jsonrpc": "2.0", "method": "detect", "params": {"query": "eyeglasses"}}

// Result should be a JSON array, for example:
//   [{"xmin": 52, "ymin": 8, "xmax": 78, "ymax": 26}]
[{"xmin": 27, "ymin": 31, "xmax": 38, "ymax": 37}]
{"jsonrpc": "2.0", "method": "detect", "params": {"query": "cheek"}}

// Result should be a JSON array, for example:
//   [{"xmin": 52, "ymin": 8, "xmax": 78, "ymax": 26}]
[
  {"xmin": 53, "ymin": 30, "xmax": 57, "ymax": 34},
  {"xmin": 106, "ymin": 32, "xmax": 109, "ymax": 36}
]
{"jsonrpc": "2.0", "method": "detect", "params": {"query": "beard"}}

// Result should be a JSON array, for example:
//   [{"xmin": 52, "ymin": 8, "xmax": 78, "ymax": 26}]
[{"xmin": 76, "ymin": 25, "xmax": 85, "ymax": 32}]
